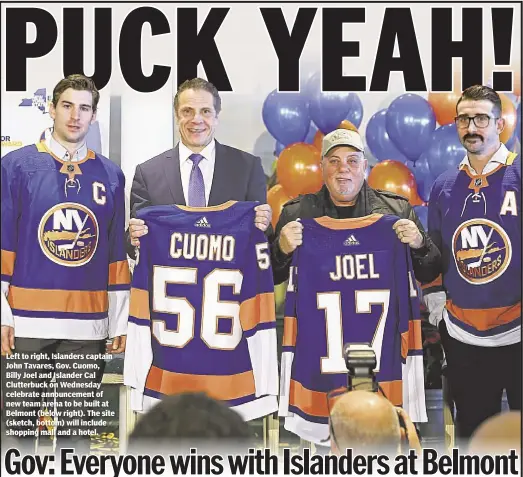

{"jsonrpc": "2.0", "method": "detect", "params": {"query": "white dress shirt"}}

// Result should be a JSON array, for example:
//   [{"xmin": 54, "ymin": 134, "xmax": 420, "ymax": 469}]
[
  {"xmin": 459, "ymin": 143, "xmax": 511, "ymax": 175},
  {"xmin": 46, "ymin": 130, "xmax": 89, "ymax": 162},
  {"xmin": 178, "ymin": 140, "xmax": 216, "ymax": 206}
]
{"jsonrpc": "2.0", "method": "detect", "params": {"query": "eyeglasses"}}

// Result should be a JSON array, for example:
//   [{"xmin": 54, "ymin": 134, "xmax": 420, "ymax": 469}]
[{"xmin": 454, "ymin": 114, "xmax": 499, "ymax": 129}]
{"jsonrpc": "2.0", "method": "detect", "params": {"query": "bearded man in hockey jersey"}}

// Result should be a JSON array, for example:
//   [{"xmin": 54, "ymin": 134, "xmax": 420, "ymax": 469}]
[
  {"xmin": 1, "ymin": 75, "xmax": 130, "ymax": 455},
  {"xmin": 426, "ymin": 85, "xmax": 521, "ymax": 443}
]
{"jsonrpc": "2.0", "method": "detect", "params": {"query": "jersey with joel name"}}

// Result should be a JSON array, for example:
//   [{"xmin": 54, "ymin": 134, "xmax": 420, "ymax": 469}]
[
  {"xmin": 0, "ymin": 142, "xmax": 130, "ymax": 340},
  {"xmin": 427, "ymin": 153, "xmax": 520, "ymax": 346},
  {"xmin": 123, "ymin": 201, "xmax": 279, "ymax": 421},
  {"xmin": 279, "ymin": 214, "xmax": 427, "ymax": 445}
]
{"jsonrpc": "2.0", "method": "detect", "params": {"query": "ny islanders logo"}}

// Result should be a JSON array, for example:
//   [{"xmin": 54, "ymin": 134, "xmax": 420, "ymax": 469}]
[
  {"xmin": 38, "ymin": 203, "xmax": 99, "ymax": 267},
  {"xmin": 452, "ymin": 218, "xmax": 511, "ymax": 285}
]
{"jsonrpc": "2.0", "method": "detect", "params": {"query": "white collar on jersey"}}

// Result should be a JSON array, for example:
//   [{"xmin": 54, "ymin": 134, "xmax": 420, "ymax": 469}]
[
  {"xmin": 45, "ymin": 129, "xmax": 89, "ymax": 162},
  {"xmin": 459, "ymin": 142, "xmax": 510, "ymax": 175}
]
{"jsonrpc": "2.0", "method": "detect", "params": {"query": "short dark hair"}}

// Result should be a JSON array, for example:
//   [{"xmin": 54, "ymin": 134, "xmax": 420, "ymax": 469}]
[
  {"xmin": 128, "ymin": 393, "xmax": 252, "ymax": 454},
  {"xmin": 52, "ymin": 74, "xmax": 100, "ymax": 112},
  {"xmin": 456, "ymin": 85, "xmax": 502, "ymax": 117},
  {"xmin": 173, "ymin": 78, "xmax": 222, "ymax": 115}
]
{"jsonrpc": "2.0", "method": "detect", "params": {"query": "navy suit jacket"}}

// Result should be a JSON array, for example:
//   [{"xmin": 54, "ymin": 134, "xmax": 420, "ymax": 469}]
[{"xmin": 126, "ymin": 141, "xmax": 267, "ymax": 258}]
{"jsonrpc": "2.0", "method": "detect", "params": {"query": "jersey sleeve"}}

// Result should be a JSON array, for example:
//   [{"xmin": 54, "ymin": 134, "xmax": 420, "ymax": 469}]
[
  {"xmin": 123, "ymin": 233, "xmax": 153, "ymax": 412},
  {"xmin": 395, "ymin": 240, "xmax": 428, "ymax": 423},
  {"xmin": 1, "ymin": 157, "xmax": 19, "ymax": 327},
  {"xmin": 107, "ymin": 170, "xmax": 131, "ymax": 338},
  {"xmin": 423, "ymin": 179, "xmax": 446, "ymax": 326},
  {"xmin": 278, "ymin": 257, "xmax": 298, "ymax": 417},
  {"xmin": 239, "ymin": 225, "xmax": 278, "ymax": 399}
]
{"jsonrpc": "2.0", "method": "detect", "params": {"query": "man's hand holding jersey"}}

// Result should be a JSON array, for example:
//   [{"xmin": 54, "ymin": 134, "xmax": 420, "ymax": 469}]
[
  {"xmin": 1, "ymin": 325, "xmax": 15, "ymax": 356},
  {"xmin": 393, "ymin": 219, "xmax": 424, "ymax": 249},
  {"xmin": 129, "ymin": 204, "xmax": 273, "ymax": 247},
  {"xmin": 107, "ymin": 335, "xmax": 127, "ymax": 354},
  {"xmin": 279, "ymin": 220, "xmax": 304, "ymax": 255}
]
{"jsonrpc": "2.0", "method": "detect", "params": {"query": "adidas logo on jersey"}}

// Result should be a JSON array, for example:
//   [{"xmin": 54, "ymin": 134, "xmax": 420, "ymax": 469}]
[
  {"xmin": 344, "ymin": 234, "xmax": 359, "ymax": 246},
  {"xmin": 195, "ymin": 216, "xmax": 211, "ymax": 228}
]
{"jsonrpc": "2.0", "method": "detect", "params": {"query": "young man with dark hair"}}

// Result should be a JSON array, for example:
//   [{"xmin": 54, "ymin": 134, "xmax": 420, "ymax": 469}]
[
  {"xmin": 1, "ymin": 74, "xmax": 130, "ymax": 455},
  {"xmin": 426, "ymin": 85, "xmax": 521, "ymax": 442}
]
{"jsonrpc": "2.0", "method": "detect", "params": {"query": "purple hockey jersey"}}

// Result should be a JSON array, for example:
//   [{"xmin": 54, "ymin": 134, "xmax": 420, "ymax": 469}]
[
  {"xmin": 124, "ymin": 201, "xmax": 279, "ymax": 421},
  {"xmin": 279, "ymin": 214, "xmax": 427, "ymax": 445}
]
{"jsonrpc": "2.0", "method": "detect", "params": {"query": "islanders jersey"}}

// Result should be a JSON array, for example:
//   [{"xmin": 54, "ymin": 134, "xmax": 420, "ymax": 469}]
[
  {"xmin": 1, "ymin": 140, "xmax": 130, "ymax": 340},
  {"xmin": 426, "ymin": 149, "xmax": 520, "ymax": 346},
  {"xmin": 279, "ymin": 215, "xmax": 427, "ymax": 445},
  {"xmin": 123, "ymin": 201, "xmax": 279, "ymax": 421}
]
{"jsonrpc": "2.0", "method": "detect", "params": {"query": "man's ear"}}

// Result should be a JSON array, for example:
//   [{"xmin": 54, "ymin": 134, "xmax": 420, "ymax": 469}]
[{"xmin": 496, "ymin": 117, "xmax": 505, "ymax": 135}]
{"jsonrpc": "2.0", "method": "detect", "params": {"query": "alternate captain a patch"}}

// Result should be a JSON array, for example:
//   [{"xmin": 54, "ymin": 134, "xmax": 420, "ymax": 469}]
[
  {"xmin": 452, "ymin": 218, "xmax": 511, "ymax": 285},
  {"xmin": 38, "ymin": 202, "xmax": 99, "ymax": 267}
]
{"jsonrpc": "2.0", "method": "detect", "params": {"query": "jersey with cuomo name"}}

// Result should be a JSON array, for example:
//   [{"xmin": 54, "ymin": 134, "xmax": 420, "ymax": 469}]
[
  {"xmin": 123, "ymin": 201, "xmax": 279, "ymax": 421},
  {"xmin": 0, "ymin": 142, "xmax": 130, "ymax": 340},
  {"xmin": 426, "ymin": 152, "xmax": 520, "ymax": 346},
  {"xmin": 279, "ymin": 214, "xmax": 427, "ymax": 445}
]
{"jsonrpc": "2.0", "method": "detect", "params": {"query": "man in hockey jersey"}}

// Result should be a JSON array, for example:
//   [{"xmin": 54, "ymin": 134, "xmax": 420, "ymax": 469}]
[
  {"xmin": 127, "ymin": 78, "xmax": 272, "ymax": 256},
  {"xmin": 1, "ymin": 75, "xmax": 130, "ymax": 454},
  {"xmin": 271, "ymin": 128, "xmax": 441, "ymax": 285},
  {"xmin": 426, "ymin": 85, "xmax": 521, "ymax": 442}
]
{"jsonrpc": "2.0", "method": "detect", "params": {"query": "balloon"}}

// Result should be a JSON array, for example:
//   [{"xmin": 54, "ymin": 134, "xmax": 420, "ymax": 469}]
[
  {"xmin": 262, "ymin": 90, "xmax": 310, "ymax": 146},
  {"xmin": 367, "ymin": 160, "xmax": 421, "ymax": 206},
  {"xmin": 428, "ymin": 91, "xmax": 461, "ymax": 126},
  {"xmin": 366, "ymin": 109, "xmax": 409, "ymax": 163},
  {"xmin": 410, "ymin": 155, "xmax": 434, "ymax": 203},
  {"xmin": 306, "ymin": 72, "xmax": 364, "ymax": 133},
  {"xmin": 267, "ymin": 184, "xmax": 293, "ymax": 229},
  {"xmin": 423, "ymin": 124, "xmax": 466, "ymax": 179},
  {"xmin": 312, "ymin": 130, "xmax": 324, "ymax": 151},
  {"xmin": 500, "ymin": 93, "xmax": 517, "ymax": 144},
  {"xmin": 413, "ymin": 205, "xmax": 429, "ymax": 231},
  {"xmin": 304, "ymin": 122, "xmax": 319, "ymax": 145},
  {"xmin": 274, "ymin": 141, "xmax": 285, "ymax": 157},
  {"xmin": 338, "ymin": 119, "xmax": 359, "ymax": 132},
  {"xmin": 277, "ymin": 143, "xmax": 323, "ymax": 197},
  {"xmin": 386, "ymin": 94, "xmax": 437, "ymax": 161}
]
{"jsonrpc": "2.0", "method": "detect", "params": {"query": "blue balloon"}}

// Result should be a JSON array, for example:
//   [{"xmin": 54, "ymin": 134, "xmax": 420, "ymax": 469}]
[
  {"xmin": 306, "ymin": 73, "xmax": 364, "ymax": 134},
  {"xmin": 304, "ymin": 122, "xmax": 319, "ymax": 145},
  {"xmin": 274, "ymin": 141, "xmax": 285, "ymax": 157},
  {"xmin": 262, "ymin": 90, "xmax": 310, "ymax": 146},
  {"xmin": 385, "ymin": 94, "xmax": 436, "ymax": 161},
  {"xmin": 410, "ymin": 155, "xmax": 434, "ymax": 203},
  {"xmin": 366, "ymin": 109, "xmax": 409, "ymax": 163},
  {"xmin": 423, "ymin": 124, "xmax": 466, "ymax": 179},
  {"xmin": 413, "ymin": 205, "xmax": 428, "ymax": 231}
]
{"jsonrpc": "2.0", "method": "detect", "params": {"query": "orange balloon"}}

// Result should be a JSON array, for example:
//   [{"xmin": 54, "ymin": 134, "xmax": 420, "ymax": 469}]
[
  {"xmin": 267, "ymin": 184, "xmax": 293, "ymax": 228},
  {"xmin": 338, "ymin": 119, "xmax": 358, "ymax": 132},
  {"xmin": 499, "ymin": 93, "xmax": 517, "ymax": 144},
  {"xmin": 428, "ymin": 91, "xmax": 461, "ymax": 126},
  {"xmin": 368, "ymin": 160, "xmax": 421, "ymax": 206},
  {"xmin": 277, "ymin": 143, "xmax": 323, "ymax": 197},
  {"xmin": 312, "ymin": 130, "xmax": 324, "ymax": 151}
]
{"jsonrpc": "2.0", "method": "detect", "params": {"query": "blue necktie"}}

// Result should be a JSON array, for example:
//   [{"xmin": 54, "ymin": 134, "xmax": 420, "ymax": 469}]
[{"xmin": 188, "ymin": 153, "xmax": 206, "ymax": 207}]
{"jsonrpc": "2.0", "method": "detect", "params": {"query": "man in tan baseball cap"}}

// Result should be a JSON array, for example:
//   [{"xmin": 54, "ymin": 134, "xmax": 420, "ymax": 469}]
[{"xmin": 270, "ymin": 128, "xmax": 441, "ymax": 286}]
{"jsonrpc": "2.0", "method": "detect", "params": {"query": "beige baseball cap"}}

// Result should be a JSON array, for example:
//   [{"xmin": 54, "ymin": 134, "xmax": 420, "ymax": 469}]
[{"xmin": 322, "ymin": 129, "xmax": 364, "ymax": 156}]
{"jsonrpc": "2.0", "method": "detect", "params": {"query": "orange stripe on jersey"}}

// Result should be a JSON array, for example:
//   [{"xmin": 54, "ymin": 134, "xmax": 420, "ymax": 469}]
[
  {"xmin": 145, "ymin": 366, "xmax": 256, "ymax": 401},
  {"xmin": 283, "ymin": 316, "xmax": 297, "ymax": 347},
  {"xmin": 109, "ymin": 260, "xmax": 131, "ymax": 286},
  {"xmin": 8, "ymin": 286, "xmax": 108, "ymax": 313},
  {"xmin": 130, "ymin": 288, "xmax": 150, "ymax": 321},
  {"xmin": 1, "ymin": 250, "xmax": 15, "ymax": 277},
  {"xmin": 314, "ymin": 214, "xmax": 383, "ymax": 230},
  {"xmin": 401, "ymin": 320, "xmax": 422, "ymax": 360},
  {"xmin": 239, "ymin": 292, "xmax": 276, "ymax": 332},
  {"xmin": 177, "ymin": 200, "xmax": 237, "ymax": 212},
  {"xmin": 379, "ymin": 380, "xmax": 403, "ymax": 406},
  {"xmin": 446, "ymin": 300, "xmax": 521, "ymax": 331},
  {"xmin": 421, "ymin": 275, "xmax": 442, "ymax": 290},
  {"xmin": 289, "ymin": 379, "xmax": 329, "ymax": 417}
]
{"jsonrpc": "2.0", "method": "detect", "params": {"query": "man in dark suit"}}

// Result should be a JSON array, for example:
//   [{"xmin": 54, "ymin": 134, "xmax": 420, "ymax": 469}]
[{"xmin": 127, "ymin": 78, "xmax": 271, "ymax": 257}]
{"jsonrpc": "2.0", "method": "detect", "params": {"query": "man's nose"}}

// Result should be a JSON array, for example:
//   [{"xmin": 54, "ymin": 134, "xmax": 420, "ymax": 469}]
[
  {"xmin": 467, "ymin": 120, "xmax": 478, "ymax": 134},
  {"xmin": 70, "ymin": 107, "xmax": 80, "ymax": 120}
]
